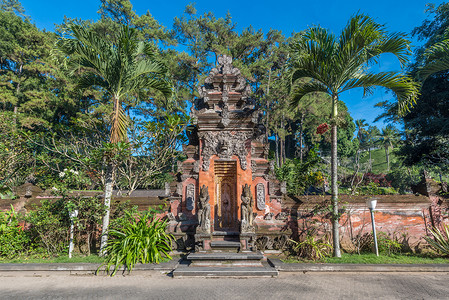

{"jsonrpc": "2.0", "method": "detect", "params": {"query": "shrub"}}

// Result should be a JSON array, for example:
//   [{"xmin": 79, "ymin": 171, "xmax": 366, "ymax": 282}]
[
  {"xmin": 275, "ymin": 145, "xmax": 325, "ymax": 195},
  {"xmin": 289, "ymin": 228, "xmax": 332, "ymax": 261},
  {"xmin": 356, "ymin": 231, "xmax": 402, "ymax": 255},
  {"xmin": 357, "ymin": 182, "xmax": 398, "ymax": 195},
  {"xmin": 0, "ymin": 206, "xmax": 31, "ymax": 258},
  {"xmin": 362, "ymin": 173, "xmax": 392, "ymax": 187},
  {"xmin": 99, "ymin": 208, "xmax": 173, "ymax": 276},
  {"xmin": 424, "ymin": 225, "xmax": 449, "ymax": 256},
  {"xmin": 26, "ymin": 200, "xmax": 70, "ymax": 256}
]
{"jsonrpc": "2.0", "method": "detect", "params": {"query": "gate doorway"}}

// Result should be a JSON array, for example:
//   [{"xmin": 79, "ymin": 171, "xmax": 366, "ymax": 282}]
[{"xmin": 214, "ymin": 160, "xmax": 238, "ymax": 232}]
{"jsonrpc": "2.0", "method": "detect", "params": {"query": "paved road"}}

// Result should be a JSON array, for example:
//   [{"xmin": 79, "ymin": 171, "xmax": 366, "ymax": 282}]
[{"xmin": 1, "ymin": 272, "xmax": 449, "ymax": 299}]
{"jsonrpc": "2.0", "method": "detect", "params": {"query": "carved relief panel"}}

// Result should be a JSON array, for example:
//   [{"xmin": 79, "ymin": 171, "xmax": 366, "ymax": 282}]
[
  {"xmin": 256, "ymin": 183, "xmax": 265, "ymax": 210},
  {"xmin": 186, "ymin": 184, "xmax": 195, "ymax": 211}
]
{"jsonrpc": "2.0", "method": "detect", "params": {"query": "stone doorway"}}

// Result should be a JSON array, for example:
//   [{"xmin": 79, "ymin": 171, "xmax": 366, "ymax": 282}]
[{"xmin": 214, "ymin": 160, "xmax": 238, "ymax": 232}]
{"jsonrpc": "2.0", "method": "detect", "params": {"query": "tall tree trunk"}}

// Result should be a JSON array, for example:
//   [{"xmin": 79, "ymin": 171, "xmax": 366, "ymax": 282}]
[
  {"xmin": 265, "ymin": 68, "xmax": 272, "ymax": 144},
  {"xmin": 331, "ymin": 94, "xmax": 341, "ymax": 257},
  {"xmin": 385, "ymin": 146, "xmax": 390, "ymax": 171},
  {"xmin": 299, "ymin": 113, "xmax": 304, "ymax": 163},
  {"xmin": 100, "ymin": 163, "xmax": 114, "ymax": 256},
  {"xmin": 280, "ymin": 116, "xmax": 284, "ymax": 166},
  {"xmin": 275, "ymin": 133, "xmax": 280, "ymax": 168},
  {"xmin": 368, "ymin": 146, "xmax": 372, "ymax": 171}
]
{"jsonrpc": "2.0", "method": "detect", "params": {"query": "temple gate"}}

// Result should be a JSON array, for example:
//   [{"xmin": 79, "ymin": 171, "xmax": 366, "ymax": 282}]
[{"xmin": 168, "ymin": 55, "xmax": 285, "ymax": 251}]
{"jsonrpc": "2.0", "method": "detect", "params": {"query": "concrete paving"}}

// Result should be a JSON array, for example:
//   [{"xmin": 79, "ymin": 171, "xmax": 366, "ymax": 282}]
[{"xmin": 1, "ymin": 271, "xmax": 449, "ymax": 299}]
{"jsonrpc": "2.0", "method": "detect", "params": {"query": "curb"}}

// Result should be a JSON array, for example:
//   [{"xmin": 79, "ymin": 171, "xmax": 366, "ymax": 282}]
[
  {"xmin": 0, "ymin": 261, "xmax": 179, "ymax": 276},
  {"xmin": 2, "ymin": 259, "xmax": 449, "ymax": 275},
  {"xmin": 268, "ymin": 258, "xmax": 449, "ymax": 272}
]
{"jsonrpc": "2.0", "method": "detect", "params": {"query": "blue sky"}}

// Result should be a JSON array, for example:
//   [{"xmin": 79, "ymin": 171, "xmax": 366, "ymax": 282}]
[{"xmin": 20, "ymin": 0, "xmax": 443, "ymax": 128}]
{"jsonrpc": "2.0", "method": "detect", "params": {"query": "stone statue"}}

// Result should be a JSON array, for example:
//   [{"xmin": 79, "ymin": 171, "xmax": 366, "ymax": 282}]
[
  {"xmin": 197, "ymin": 185, "xmax": 211, "ymax": 233},
  {"xmin": 241, "ymin": 184, "xmax": 254, "ymax": 232}
]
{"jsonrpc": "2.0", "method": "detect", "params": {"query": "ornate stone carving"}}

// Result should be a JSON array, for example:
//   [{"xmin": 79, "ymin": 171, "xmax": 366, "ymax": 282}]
[
  {"xmin": 280, "ymin": 181, "xmax": 287, "ymax": 194},
  {"xmin": 220, "ymin": 103, "xmax": 230, "ymax": 127},
  {"xmin": 241, "ymin": 184, "xmax": 255, "ymax": 233},
  {"xmin": 255, "ymin": 236, "xmax": 273, "ymax": 251},
  {"xmin": 167, "ymin": 212, "xmax": 176, "ymax": 222},
  {"xmin": 276, "ymin": 211, "xmax": 288, "ymax": 220},
  {"xmin": 178, "ymin": 212, "xmax": 187, "ymax": 221},
  {"xmin": 199, "ymin": 131, "xmax": 251, "ymax": 171},
  {"xmin": 264, "ymin": 212, "xmax": 274, "ymax": 220},
  {"xmin": 193, "ymin": 160, "xmax": 200, "ymax": 173},
  {"xmin": 176, "ymin": 182, "xmax": 183, "ymax": 196},
  {"xmin": 176, "ymin": 160, "xmax": 183, "ymax": 174},
  {"xmin": 256, "ymin": 183, "xmax": 265, "ymax": 210},
  {"xmin": 197, "ymin": 185, "xmax": 211, "ymax": 233},
  {"xmin": 164, "ymin": 182, "xmax": 170, "ymax": 197},
  {"xmin": 186, "ymin": 184, "xmax": 195, "ymax": 211},
  {"xmin": 251, "ymin": 160, "xmax": 257, "ymax": 172}
]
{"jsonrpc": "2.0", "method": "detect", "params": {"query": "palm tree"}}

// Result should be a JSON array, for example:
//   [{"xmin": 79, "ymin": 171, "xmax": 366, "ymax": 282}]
[
  {"xmin": 365, "ymin": 125, "xmax": 380, "ymax": 171},
  {"xmin": 56, "ymin": 24, "xmax": 173, "ymax": 254},
  {"xmin": 379, "ymin": 125, "xmax": 400, "ymax": 171},
  {"xmin": 290, "ymin": 14, "xmax": 419, "ymax": 257},
  {"xmin": 355, "ymin": 119, "xmax": 368, "ymax": 166}
]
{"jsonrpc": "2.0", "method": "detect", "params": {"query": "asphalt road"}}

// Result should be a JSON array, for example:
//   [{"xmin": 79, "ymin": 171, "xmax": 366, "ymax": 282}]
[{"xmin": 1, "ymin": 272, "xmax": 449, "ymax": 299}]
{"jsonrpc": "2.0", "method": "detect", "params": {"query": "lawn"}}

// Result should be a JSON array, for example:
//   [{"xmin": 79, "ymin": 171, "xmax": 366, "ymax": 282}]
[
  {"xmin": 0, "ymin": 255, "xmax": 105, "ymax": 264},
  {"xmin": 359, "ymin": 148, "xmax": 396, "ymax": 174},
  {"xmin": 283, "ymin": 253, "xmax": 449, "ymax": 264}
]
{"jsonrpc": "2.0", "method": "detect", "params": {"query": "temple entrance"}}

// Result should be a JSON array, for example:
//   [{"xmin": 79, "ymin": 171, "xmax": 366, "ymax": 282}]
[{"xmin": 214, "ymin": 161, "xmax": 238, "ymax": 232}]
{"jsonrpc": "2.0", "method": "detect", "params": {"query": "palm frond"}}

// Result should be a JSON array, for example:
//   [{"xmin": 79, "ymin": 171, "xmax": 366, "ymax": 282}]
[
  {"xmin": 341, "ymin": 72, "xmax": 419, "ymax": 115},
  {"xmin": 290, "ymin": 81, "xmax": 330, "ymax": 109}
]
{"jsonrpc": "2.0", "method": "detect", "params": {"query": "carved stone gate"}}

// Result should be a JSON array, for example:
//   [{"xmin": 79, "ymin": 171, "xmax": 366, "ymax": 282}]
[{"xmin": 168, "ymin": 55, "xmax": 285, "ymax": 251}]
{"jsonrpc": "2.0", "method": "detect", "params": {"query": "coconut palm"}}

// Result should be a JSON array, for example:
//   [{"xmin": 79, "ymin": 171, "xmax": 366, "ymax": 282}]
[
  {"xmin": 290, "ymin": 14, "xmax": 419, "ymax": 257},
  {"xmin": 378, "ymin": 125, "xmax": 400, "ymax": 171},
  {"xmin": 56, "ymin": 24, "xmax": 173, "ymax": 254},
  {"xmin": 355, "ymin": 119, "xmax": 368, "ymax": 166}
]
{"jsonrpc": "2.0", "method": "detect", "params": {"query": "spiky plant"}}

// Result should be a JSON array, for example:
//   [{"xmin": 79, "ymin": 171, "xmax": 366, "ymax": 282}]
[
  {"xmin": 99, "ymin": 209, "xmax": 173, "ymax": 276},
  {"xmin": 424, "ymin": 225, "xmax": 449, "ymax": 257}
]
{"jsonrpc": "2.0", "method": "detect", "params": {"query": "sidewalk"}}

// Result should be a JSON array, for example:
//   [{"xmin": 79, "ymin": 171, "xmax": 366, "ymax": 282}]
[{"xmin": 1, "ymin": 259, "xmax": 449, "ymax": 276}]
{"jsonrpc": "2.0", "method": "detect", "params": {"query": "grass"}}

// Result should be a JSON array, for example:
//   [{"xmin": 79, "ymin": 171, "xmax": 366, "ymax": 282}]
[
  {"xmin": 0, "ymin": 254, "xmax": 105, "ymax": 264},
  {"xmin": 0, "ymin": 254, "xmax": 177, "ymax": 264},
  {"xmin": 283, "ymin": 253, "xmax": 449, "ymax": 264},
  {"xmin": 359, "ymin": 148, "xmax": 398, "ymax": 174}
]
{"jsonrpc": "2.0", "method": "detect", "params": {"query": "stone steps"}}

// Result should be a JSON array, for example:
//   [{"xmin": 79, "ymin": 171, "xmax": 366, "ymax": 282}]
[
  {"xmin": 172, "ymin": 266, "xmax": 278, "ymax": 277},
  {"xmin": 173, "ymin": 251, "xmax": 278, "ymax": 277},
  {"xmin": 210, "ymin": 240, "xmax": 241, "ymax": 251},
  {"xmin": 188, "ymin": 252, "xmax": 264, "ymax": 260},
  {"xmin": 188, "ymin": 252, "xmax": 264, "ymax": 267}
]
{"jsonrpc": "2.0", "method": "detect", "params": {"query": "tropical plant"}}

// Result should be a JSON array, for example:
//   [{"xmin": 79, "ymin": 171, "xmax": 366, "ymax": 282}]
[
  {"xmin": 424, "ymin": 225, "xmax": 449, "ymax": 256},
  {"xmin": 378, "ymin": 125, "xmax": 400, "ymax": 171},
  {"xmin": 355, "ymin": 119, "xmax": 368, "ymax": 166},
  {"xmin": 0, "ymin": 205, "xmax": 30, "ymax": 258},
  {"xmin": 289, "ymin": 228, "xmax": 332, "ymax": 261},
  {"xmin": 289, "ymin": 14, "xmax": 419, "ymax": 256},
  {"xmin": 99, "ymin": 208, "xmax": 173, "ymax": 276},
  {"xmin": 55, "ymin": 24, "xmax": 173, "ymax": 254}
]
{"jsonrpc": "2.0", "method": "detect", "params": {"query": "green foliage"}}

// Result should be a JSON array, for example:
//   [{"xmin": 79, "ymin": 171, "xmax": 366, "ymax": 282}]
[
  {"xmin": 99, "ymin": 208, "xmax": 173, "ymax": 276},
  {"xmin": 275, "ymin": 145, "xmax": 324, "ymax": 195},
  {"xmin": 355, "ymin": 183, "xmax": 398, "ymax": 196},
  {"xmin": 289, "ymin": 228, "xmax": 332, "ymax": 261},
  {"xmin": 356, "ymin": 232, "xmax": 403, "ymax": 255},
  {"xmin": 424, "ymin": 225, "xmax": 449, "ymax": 257},
  {"xmin": 26, "ymin": 200, "xmax": 70, "ymax": 256},
  {"xmin": 386, "ymin": 166, "xmax": 422, "ymax": 193},
  {"xmin": 0, "ymin": 205, "xmax": 31, "ymax": 258}
]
